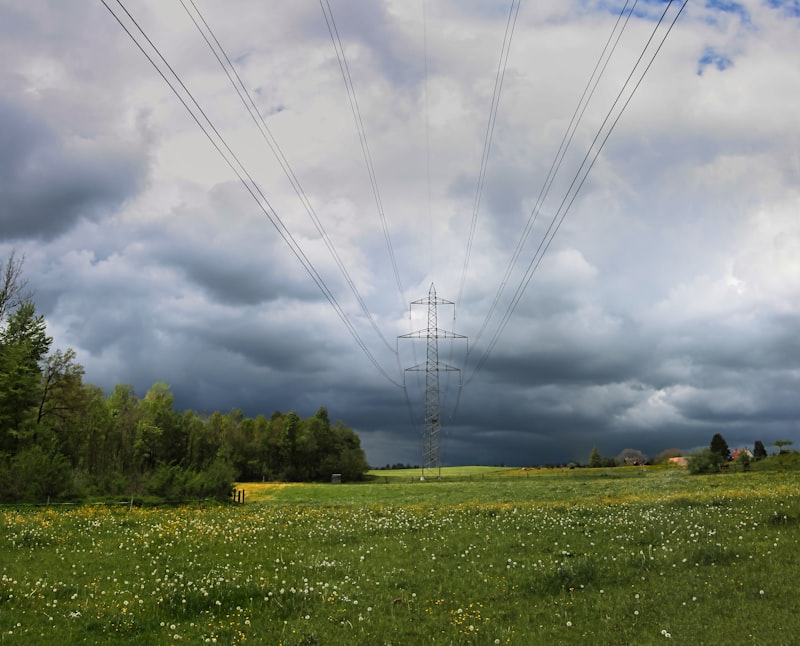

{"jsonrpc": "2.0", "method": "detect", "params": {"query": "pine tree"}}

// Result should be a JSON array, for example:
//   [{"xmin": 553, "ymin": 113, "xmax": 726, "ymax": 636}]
[{"xmin": 710, "ymin": 433, "xmax": 730, "ymax": 461}]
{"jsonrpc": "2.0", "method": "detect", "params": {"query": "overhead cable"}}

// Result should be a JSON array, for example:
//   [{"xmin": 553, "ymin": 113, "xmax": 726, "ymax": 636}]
[
  {"xmin": 469, "ymin": 0, "xmax": 637, "ymax": 355},
  {"xmin": 319, "ymin": 0, "xmax": 407, "ymax": 308},
  {"xmin": 179, "ymin": 0, "xmax": 397, "ymax": 355},
  {"xmin": 467, "ymin": 0, "xmax": 688, "ymax": 384},
  {"xmin": 447, "ymin": 0, "xmax": 520, "ymax": 416},
  {"xmin": 102, "ymin": 0, "xmax": 403, "ymax": 387},
  {"xmin": 456, "ymin": 0, "xmax": 521, "ymax": 308}
]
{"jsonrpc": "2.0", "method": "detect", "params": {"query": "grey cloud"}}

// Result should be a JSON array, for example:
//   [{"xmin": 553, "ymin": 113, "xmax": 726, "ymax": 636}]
[
  {"xmin": 0, "ymin": 99, "xmax": 148, "ymax": 241},
  {"xmin": 4, "ymin": 0, "xmax": 799, "ymax": 471}
]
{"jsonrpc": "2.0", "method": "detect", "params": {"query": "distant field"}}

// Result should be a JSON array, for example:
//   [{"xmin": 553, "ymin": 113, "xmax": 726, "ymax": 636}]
[
  {"xmin": 367, "ymin": 465, "xmax": 515, "ymax": 481},
  {"xmin": 2, "ymin": 467, "xmax": 800, "ymax": 644}
]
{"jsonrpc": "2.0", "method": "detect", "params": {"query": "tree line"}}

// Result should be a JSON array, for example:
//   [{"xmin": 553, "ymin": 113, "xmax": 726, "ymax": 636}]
[
  {"xmin": 584, "ymin": 434, "xmax": 786, "ymax": 474},
  {"xmin": 0, "ymin": 253, "xmax": 369, "ymax": 503}
]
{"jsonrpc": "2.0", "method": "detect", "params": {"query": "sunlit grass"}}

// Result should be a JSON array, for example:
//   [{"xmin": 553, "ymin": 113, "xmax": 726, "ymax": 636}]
[{"xmin": 3, "ymin": 468, "xmax": 800, "ymax": 644}]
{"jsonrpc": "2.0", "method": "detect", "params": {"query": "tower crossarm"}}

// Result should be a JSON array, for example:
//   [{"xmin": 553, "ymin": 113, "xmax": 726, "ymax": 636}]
[{"xmin": 399, "ymin": 328, "xmax": 466, "ymax": 340}]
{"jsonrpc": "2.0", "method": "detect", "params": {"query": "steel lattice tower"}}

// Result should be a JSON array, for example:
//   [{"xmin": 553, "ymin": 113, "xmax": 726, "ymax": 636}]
[{"xmin": 400, "ymin": 283, "xmax": 465, "ymax": 478}]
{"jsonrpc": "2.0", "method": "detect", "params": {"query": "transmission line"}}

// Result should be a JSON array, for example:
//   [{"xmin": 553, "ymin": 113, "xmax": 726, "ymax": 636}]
[
  {"xmin": 469, "ymin": 0, "xmax": 637, "ymax": 355},
  {"xmin": 319, "ymin": 0, "xmax": 406, "ymax": 308},
  {"xmin": 446, "ymin": 0, "xmax": 520, "ymax": 419},
  {"xmin": 316, "ymin": 0, "xmax": 427, "ymax": 426},
  {"xmin": 179, "ymin": 0, "xmax": 397, "ymax": 355},
  {"xmin": 422, "ymin": 0, "xmax": 433, "ymax": 273},
  {"xmin": 466, "ymin": 0, "xmax": 688, "ymax": 384},
  {"xmin": 102, "ymin": 0, "xmax": 403, "ymax": 387},
  {"xmin": 456, "ymin": 0, "xmax": 521, "ymax": 308}
]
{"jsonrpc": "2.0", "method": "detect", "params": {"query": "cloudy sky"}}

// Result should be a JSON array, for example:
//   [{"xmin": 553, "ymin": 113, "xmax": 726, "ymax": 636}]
[{"xmin": 2, "ymin": 0, "xmax": 799, "ymax": 467}]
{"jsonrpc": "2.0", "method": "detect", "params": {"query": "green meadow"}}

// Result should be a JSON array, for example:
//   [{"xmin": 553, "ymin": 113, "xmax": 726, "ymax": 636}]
[{"xmin": 2, "ymin": 467, "xmax": 800, "ymax": 644}]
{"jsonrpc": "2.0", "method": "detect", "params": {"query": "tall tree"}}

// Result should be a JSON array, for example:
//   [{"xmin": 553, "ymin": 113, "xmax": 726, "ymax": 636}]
[
  {"xmin": 186, "ymin": 409, "xmax": 216, "ymax": 471},
  {"xmin": 35, "ymin": 348, "xmax": 89, "ymax": 459},
  {"xmin": 0, "ymin": 302, "xmax": 53, "ymax": 450},
  {"xmin": 753, "ymin": 440, "xmax": 767, "ymax": 460},
  {"xmin": 0, "ymin": 251, "xmax": 28, "ymax": 322},
  {"xmin": 134, "ymin": 382, "xmax": 181, "ymax": 470},
  {"xmin": 774, "ymin": 439, "xmax": 793, "ymax": 454},
  {"xmin": 588, "ymin": 447, "xmax": 602, "ymax": 468},
  {"xmin": 106, "ymin": 384, "xmax": 140, "ymax": 476},
  {"xmin": 710, "ymin": 433, "xmax": 730, "ymax": 461}
]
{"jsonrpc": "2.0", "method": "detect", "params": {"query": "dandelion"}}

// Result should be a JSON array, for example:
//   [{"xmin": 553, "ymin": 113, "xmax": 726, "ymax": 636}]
[{"xmin": 566, "ymin": 621, "xmax": 573, "ymax": 627}]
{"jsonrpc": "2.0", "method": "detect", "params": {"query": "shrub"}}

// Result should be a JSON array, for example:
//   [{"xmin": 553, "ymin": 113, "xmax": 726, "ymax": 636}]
[
  {"xmin": 197, "ymin": 457, "xmax": 236, "ymax": 500},
  {"xmin": 10, "ymin": 446, "xmax": 73, "ymax": 502},
  {"xmin": 687, "ymin": 448, "xmax": 726, "ymax": 475}
]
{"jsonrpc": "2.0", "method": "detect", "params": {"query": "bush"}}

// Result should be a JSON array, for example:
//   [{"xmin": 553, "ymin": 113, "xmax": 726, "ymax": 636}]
[
  {"xmin": 7, "ymin": 446, "xmax": 74, "ymax": 502},
  {"xmin": 197, "ymin": 457, "xmax": 236, "ymax": 500},
  {"xmin": 687, "ymin": 448, "xmax": 726, "ymax": 475},
  {"xmin": 141, "ymin": 460, "xmax": 235, "ymax": 501},
  {"xmin": 144, "ymin": 464, "xmax": 191, "ymax": 500}
]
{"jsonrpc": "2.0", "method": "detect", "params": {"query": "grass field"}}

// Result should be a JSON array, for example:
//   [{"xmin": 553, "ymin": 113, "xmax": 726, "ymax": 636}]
[{"xmin": 2, "ymin": 467, "xmax": 800, "ymax": 644}]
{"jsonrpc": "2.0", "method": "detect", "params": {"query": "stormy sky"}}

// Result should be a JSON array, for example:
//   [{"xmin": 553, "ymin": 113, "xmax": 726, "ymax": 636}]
[{"xmin": 2, "ymin": 0, "xmax": 799, "ymax": 467}]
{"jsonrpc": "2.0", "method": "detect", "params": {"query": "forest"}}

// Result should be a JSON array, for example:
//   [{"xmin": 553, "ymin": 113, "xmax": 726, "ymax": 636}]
[{"xmin": 0, "ymin": 253, "xmax": 370, "ymax": 503}]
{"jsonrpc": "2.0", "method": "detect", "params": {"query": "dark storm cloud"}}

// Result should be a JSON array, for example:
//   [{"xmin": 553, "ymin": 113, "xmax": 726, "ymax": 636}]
[
  {"xmin": 0, "ymin": 99, "xmax": 148, "ymax": 241},
  {"xmin": 4, "ymin": 0, "xmax": 800, "ymax": 470}
]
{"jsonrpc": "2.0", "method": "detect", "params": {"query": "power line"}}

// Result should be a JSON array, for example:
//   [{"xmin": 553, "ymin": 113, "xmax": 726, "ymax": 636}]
[
  {"xmin": 102, "ymin": 0, "xmax": 403, "ymax": 387},
  {"xmin": 446, "ymin": 0, "xmax": 520, "ymax": 417},
  {"xmin": 319, "ymin": 0, "xmax": 406, "ymax": 308},
  {"xmin": 179, "ymin": 0, "xmax": 397, "ymax": 355},
  {"xmin": 466, "ymin": 0, "xmax": 688, "ymax": 384},
  {"xmin": 317, "ymin": 0, "xmax": 426, "ymax": 423},
  {"xmin": 469, "ymin": 0, "xmax": 637, "ymax": 355},
  {"xmin": 422, "ymin": 0, "xmax": 433, "ymax": 273},
  {"xmin": 456, "ymin": 0, "xmax": 521, "ymax": 308}
]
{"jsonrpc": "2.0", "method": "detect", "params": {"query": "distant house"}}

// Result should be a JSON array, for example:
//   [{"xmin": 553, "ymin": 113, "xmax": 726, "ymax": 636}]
[
  {"xmin": 731, "ymin": 448, "xmax": 753, "ymax": 461},
  {"xmin": 668, "ymin": 456, "xmax": 688, "ymax": 467}
]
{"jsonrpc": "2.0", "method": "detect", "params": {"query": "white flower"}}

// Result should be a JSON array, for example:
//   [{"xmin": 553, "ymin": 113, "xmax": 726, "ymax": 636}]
[{"xmin": 566, "ymin": 621, "xmax": 572, "ymax": 627}]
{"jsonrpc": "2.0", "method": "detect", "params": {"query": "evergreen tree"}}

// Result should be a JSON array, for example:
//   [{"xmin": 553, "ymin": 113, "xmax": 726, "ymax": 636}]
[
  {"xmin": 753, "ymin": 440, "xmax": 767, "ymax": 460},
  {"xmin": 710, "ymin": 433, "xmax": 730, "ymax": 461},
  {"xmin": 589, "ymin": 447, "xmax": 602, "ymax": 468},
  {"xmin": 0, "ymin": 302, "xmax": 53, "ymax": 450}
]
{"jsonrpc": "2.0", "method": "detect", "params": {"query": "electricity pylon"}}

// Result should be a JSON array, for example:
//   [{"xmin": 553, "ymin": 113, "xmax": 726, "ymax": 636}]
[{"xmin": 399, "ymin": 283, "xmax": 466, "ymax": 478}]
